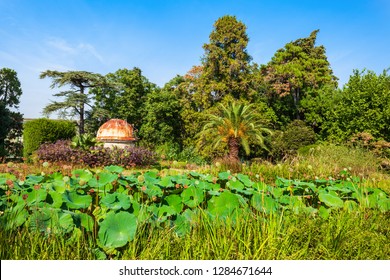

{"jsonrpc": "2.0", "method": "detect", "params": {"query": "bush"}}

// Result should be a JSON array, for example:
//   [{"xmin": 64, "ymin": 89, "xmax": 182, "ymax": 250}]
[
  {"xmin": 23, "ymin": 119, "xmax": 76, "ymax": 159},
  {"xmin": 270, "ymin": 120, "xmax": 316, "ymax": 160},
  {"xmin": 36, "ymin": 140, "xmax": 158, "ymax": 168}
]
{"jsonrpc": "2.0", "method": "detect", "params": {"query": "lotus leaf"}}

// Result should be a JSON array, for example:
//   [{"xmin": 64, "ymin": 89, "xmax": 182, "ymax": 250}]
[
  {"xmin": 28, "ymin": 208, "xmax": 57, "ymax": 233},
  {"xmin": 97, "ymin": 172, "xmax": 118, "ymax": 188},
  {"xmin": 377, "ymin": 198, "xmax": 390, "ymax": 212},
  {"xmin": 73, "ymin": 211, "xmax": 94, "ymax": 231},
  {"xmin": 100, "ymin": 192, "xmax": 131, "ymax": 210},
  {"xmin": 58, "ymin": 212, "xmax": 74, "ymax": 233},
  {"xmin": 1, "ymin": 205, "xmax": 28, "ymax": 230},
  {"xmin": 72, "ymin": 169, "xmax": 93, "ymax": 182},
  {"xmin": 104, "ymin": 165, "xmax": 124, "ymax": 174},
  {"xmin": 237, "ymin": 174, "xmax": 253, "ymax": 187},
  {"xmin": 252, "ymin": 181, "xmax": 268, "ymax": 192},
  {"xmin": 157, "ymin": 205, "xmax": 177, "ymax": 220},
  {"xmin": 159, "ymin": 176, "xmax": 174, "ymax": 188},
  {"xmin": 48, "ymin": 190, "xmax": 63, "ymax": 208},
  {"xmin": 318, "ymin": 206, "xmax": 330, "ymax": 219},
  {"xmin": 218, "ymin": 171, "xmax": 230, "ymax": 181},
  {"xmin": 207, "ymin": 191, "xmax": 240, "ymax": 218},
  {"xmin": 251, "ymin": 193, "xmax": 278, "ymax": 214},
  {"xmin": 270, "ymin": 187, "xmax": 285, "ymax": 198},
  {"xmin": 142, "ymin": 184, "xmax": 163, "ymax": 198},
  {"xmin": 63, "ymin": 190, "xmax": 92, "ymax": 209},
  {"xmin": 319, "ymin": 193, "xmax": 344, "ymax": 208},
  {"xmin": 25, "ymin": 189, "xmax": 47, "ymax": 206},
  {"xmin": 165, "ymin": 194, "xmax": 183, "ymax": 213},
  {"xmin": 189, "ymin": 171, "xmax": 201, "ymax": 178},
  {"xmin": 181, "ymin": 186, "xmax": 204, "ymax": 208},
  {"xmin": 25, "ymin": 175, "xmax": 44, "ymax": 185},
  {"xmin": 227, "ymin": 180, "xmax": 244, "ymax": 191},
  {"xmin": 98, "ymin": 211, "xmax": 137, "ymax": 249},
  {"xmin": 174, "ymin": 214, "xmax": 191, "ymax": 237}
]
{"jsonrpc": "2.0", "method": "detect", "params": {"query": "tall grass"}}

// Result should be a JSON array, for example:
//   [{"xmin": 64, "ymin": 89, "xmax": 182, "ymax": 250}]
[{"xmin": 1, "ymin": 208, "xmax": 389, "ymax": 260}]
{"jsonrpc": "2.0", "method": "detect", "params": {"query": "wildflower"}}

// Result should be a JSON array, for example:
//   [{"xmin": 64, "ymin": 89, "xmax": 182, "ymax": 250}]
[
  {"xmin": 34, "ymin": 185, "xmax": 41, "ymax": 190},
  {"xmin": 22, "ymin": 194, "xmax": 28, "ymax": 200}
]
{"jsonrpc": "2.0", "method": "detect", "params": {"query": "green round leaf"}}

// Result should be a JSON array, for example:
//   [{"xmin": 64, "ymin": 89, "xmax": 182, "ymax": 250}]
[
  {"xmin": 319, "ymin": 193, "xmax": 344, "ymax": 208},
  {"xmin": 181, "ymin": 186, "xmax": 204, "ymax": 208},
  {"xmin": 62, "ymin": 190, "xmax": 92, "ymax": 209},
  {"xmin": 251, "ymin": 193, "xmax": 278, "ymax": 214},
  {"xmin": 165, "ymin": 194, "xmax": 183, "ymax": 213},
  {"xmin": 207, "ymin": 191, "xmax": 240, "ymax": 218},
  {"xmin": 98, "ymin": 211, "xmax": 137, "ymax": 249},
  {"xmin": 100, "ymin": 192, "xmax": 131, "ymax": 210}
]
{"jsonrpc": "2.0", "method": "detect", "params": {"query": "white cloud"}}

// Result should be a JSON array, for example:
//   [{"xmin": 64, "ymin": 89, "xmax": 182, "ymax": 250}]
[
  {"xmin": 45, "ymin": 37, "xmax": 104, "ymax": 63},
  {"xmin": 46, "ymin": 37, "xmax": 77, "ymax": 54}
]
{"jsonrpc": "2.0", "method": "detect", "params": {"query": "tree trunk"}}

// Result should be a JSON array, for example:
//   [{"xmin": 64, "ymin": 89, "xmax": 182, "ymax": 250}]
[
  {"xmin": 79, "ymin": 103, "xmax": 84, "ymax": 135},
  {"xmin": 79, "ymin": 86, "xmax": 85, "ymax": 135},
  {"xmin": 228, "ymin": 137, "xmax": 240, "ymax": 161}
]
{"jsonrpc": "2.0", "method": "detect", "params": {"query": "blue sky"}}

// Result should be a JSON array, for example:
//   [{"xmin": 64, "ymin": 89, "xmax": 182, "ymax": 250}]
[{"xmin": 1, "ymin": 0, "xmax": 389, "ymax": 118}]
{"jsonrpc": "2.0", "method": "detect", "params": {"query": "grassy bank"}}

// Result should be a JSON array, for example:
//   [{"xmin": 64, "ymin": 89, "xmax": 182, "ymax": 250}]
[{"xmin": 1, "ymin": 209, "xmax": 389, "ymax": 260}]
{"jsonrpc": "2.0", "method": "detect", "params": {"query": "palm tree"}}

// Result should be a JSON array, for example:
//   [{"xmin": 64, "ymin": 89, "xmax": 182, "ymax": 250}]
[{"xmin": 200, "ymin": 101, "xmax": 272, "ymax": 161}]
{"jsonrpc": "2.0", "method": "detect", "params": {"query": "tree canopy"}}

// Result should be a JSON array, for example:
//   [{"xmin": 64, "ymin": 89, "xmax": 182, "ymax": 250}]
[
  {"xmin": 0, "ymin": 68, "xmax": 23, "ymax": 158},
  {"xmin": 40, "ymin": 70, "xmax": 109, "ymax": 135},
  {"xmin": 262, "ymin": 30, "xmax": 337, "ymax": 122},
  {"xmin": 199, "ymin": 102, "xmax": 272, "ymax": 161},
  {"xmin": 192, "ymin": 15, "xmax": 254, "ymax": 109}
]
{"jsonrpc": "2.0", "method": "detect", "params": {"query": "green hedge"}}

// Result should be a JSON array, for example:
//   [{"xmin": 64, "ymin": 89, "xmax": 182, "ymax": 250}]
[{"xmin": 23, "ymin": 118, "xmax": 76, "ymax": 158}]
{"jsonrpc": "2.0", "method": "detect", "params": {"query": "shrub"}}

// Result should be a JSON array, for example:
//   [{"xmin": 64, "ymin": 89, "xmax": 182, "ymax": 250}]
[
  {"xmin": 270, "ymin": 120, "xmax": 316, "ymax": 160},
  {"xmin": 36, "ymin": 141, "xmax": 158, "ymax": 168},
  {"xmin": 23, "ymin": 119, "xmax": 76, "ymax": 159}
]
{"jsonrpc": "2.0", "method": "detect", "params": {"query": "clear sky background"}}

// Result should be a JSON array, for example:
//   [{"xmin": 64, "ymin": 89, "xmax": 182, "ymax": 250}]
[{"xmin": 1, "ymin": 0, "xmax": 389, "ymax": 118}]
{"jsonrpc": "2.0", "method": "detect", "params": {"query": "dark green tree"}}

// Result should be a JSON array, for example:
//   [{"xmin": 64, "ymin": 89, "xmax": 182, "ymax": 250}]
[
  {"xmin": 194, "ymin": 15, "xmax": 254, "ymax": 109},
  {"xmin": 139, "ymin": 80, "xmax": 182, "ymax": 148},
  {"xmin": 308, "ymin": 69, "xmax": 390, "ymax": 142},
  {"xmin": 89, "ymin": 68, "xmax": 156, "ymax": 133},
  {"xmin": 40, "ymin": 70, "xmax": 109, "ymax": 135},
  {"xmin": 0, "ymin": 68, "xmax": 23, "ymax": 159},
  {"xmin": 262, "ymin": 30, "xmax": 337, "ymax": 123}
]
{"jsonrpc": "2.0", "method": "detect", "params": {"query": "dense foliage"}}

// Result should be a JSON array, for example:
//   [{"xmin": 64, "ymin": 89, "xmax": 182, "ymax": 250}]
[
  {"xmin": 0, "ymin": 68, "xmax": 23, "ymax": 160},
  {"xmin": 1, "ymin": 166, "xmax": 389, "ymax": 258},
  {"xmin": 23, "ymin": 119, "xmax": 76, "ymax": 158},
  {"xmin": 40, "ymin": 70, "xmax": 111, "ymax": 135},
  {"xmin": 36, "ymin": 140, "xmax": 157, "ymax": 167},
  {"xmin": 5, "ymin": 15, "xmax": 389, "ymax": 164}
]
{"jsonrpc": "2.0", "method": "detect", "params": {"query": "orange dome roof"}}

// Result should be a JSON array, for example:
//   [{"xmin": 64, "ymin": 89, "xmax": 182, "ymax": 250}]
[{"xmin": 96, "ymin": 119, "xmax": 136, "ymax": 142}]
